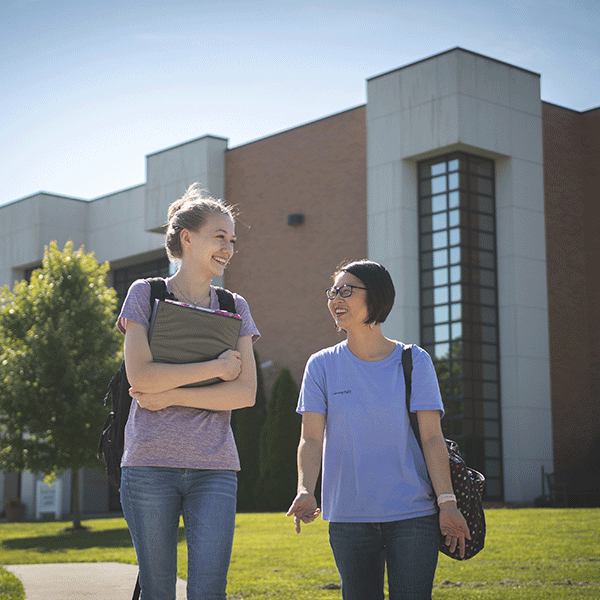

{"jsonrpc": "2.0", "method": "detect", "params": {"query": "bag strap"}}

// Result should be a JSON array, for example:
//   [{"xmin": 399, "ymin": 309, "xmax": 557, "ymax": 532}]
[
  {"xmin": 214, "ymin": 286, "xmax": 236, "ymax": 313},
  {"xmin": 402, "ymin": 344, "xmax": 423, "ymax": 451}
]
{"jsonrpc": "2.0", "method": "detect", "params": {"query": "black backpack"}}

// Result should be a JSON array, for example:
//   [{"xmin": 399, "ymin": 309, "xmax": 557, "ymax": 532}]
[{"xmin": 97, "ymin": 278, "xmax": 236, "ymax": 489}]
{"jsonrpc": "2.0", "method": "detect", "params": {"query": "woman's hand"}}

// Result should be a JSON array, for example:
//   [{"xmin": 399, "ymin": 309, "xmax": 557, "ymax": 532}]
[
  {"xmin": 286, "ymin": 492, "xmax": 321, "ymax": 534},
  {"xmin": 439, "ymin": 504, "xmax": 471, "ymax": 558},
  {"xmin": 129, "ymin": 388, "xmax": 170, "ymax": 412},
  {"xmin": 217, "ymin": 349, "xmax": 242, "ymax": 381}
]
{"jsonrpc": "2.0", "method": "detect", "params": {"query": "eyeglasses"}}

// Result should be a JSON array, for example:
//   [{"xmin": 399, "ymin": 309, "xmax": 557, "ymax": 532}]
[{"xmin": 326, "ymin": 284, "xmax": 367, "ymax": 300}]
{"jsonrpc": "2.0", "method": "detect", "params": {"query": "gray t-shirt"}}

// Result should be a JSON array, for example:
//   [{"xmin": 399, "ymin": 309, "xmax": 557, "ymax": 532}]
[{"xmin": 117, "ymin": 278, "xmax": 260, "ymax": 471}]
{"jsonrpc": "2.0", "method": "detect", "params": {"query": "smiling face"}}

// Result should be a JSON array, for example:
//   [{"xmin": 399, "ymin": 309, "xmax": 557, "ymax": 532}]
[
  {"xmin": 181, "ymin": 212, "xmax": 237, "ymax": 278},
  {"xmin": 328, "ymin": 271, "xmax": 369, "ymax": 332}
]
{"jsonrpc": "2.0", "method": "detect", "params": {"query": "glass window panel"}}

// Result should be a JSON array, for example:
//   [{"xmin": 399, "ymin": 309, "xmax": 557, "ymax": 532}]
[
  {"xmin": 451, "ymin": 322, "xmax": 463, "ymax": 339},
  {"xmin": 449, "ymin": 209, "xmax": 460, "ymax": 228},
  {"xmin": 422, "ymin": 289, "xmax": 434, "ymax": 306},
  {"xmin": 434, "ymin": 342, "xmax": 450, "ymax": 360},
  {"xmin": 433, "ymin": 249, "xmax": 449, "ymax": 268},
  {"xmin": 485, "ymin": 439, "xmax": 501, "ymax": 457},
  {"xmin": 476, "ymin": 195, "xmax": 494, "ymax": 213},
  {"xmin": 479, "ymin": 232, "xmax": 495, "ymax": 250},
  {"xmin": 448, "ymin": 172, "xmax": 459, "ymax": 190},
  {"xmin": 483, "ymin": 383, "xmax": 499, "ymax": 400},
  {"xmin": 449, "ymin": 228, "xmax": 460, "ymax": 246},
  {"xmin": 434, "ymin": 287, "xmax": 449, "ymax": 305},
  {"xmin": 434, "ymin": 305, "xmax": 449, "ymax": 322},
  {"xmin": 448, "ymin": 191, "xmax": 460, "ymax": 208},
  {"xmin": 484, "ymin": 420, "xmax": 500, "ymax": 437},
  {"xmin": 449, "ymin": 247, "xmax": 461, "ymax": 264},
  {"xmin": 421, "ymin": 271, "xmax": 433, "ymax": 288},
  {"xmin": 475, "ymin": 178, "xmax": 493, "ymax": 195},
  {"xmin": 448, "ymin": 158, "xmax": 459, "ymax": 172},
  {"xmin": 421, "ymin": 252, "xmax": 433, "ymax": 269},
  {"xmin": 485, "ymin": 458, "xmax": 501, "ymax": 477},
  {"xmin": 451, "ymin": 303, "xmax": 462, "ymax": 320},
  {"xmin": 486, "ymin": 479, "xmax": 501, "ymax": 498},
  {"xmin": 421, "ymin": 234, "xmax": 433, "ymax": 251},
  {"xmin": 470, "ymin": 157, "xmax": 493, "ymax": 177},
  {"xmin": 480, "ymin": 306, "xmax": 497, "ymax": 324},
  {"xmin": 479, "ymin": 214, "xmax": 495, "ymax": 232},
  {"xmin": 450, "ymin": 284, "xmax": 461, "ymax": 302},
  {"xmin": 474, "ymin": 268, "xmax": 495, "ymax": 287},
  {"xmin": 482, "ymin": 363, "xmax": 498, "ymax": 380},
  {"xmin": 421, "ymin": 197, "xmax": 432, "ymax": 215},
  {"xmin": 431, "ymin": 175, "xmax": 447, "ymax": 194},
  {"xmin": 422, "ymin": 307, "xmax": 434, "ymax": 324},
  {"xmin": 431, "ymin": 162, "xmax": 446, "ymax": 176},
  {"xmin": 450, "ymin": 265, "xmax": 461, "ymax": 283},
  {"xmin": 433, "ymin": 231, "xmax": 448, "ymax": 249},
  {"xmin": 422, "ymin": 326, "xmax": 434, "ymax": 344},
  {"xmin": 432, "ymin": 193, "xmax": 447, "ymax": 213},
  {"xmin": 478, "ymin": 250, "xmax": 495, "ymax": 269},
  {"xmin": 420, "ymin": 216, "xmax": 433, "ymax": 233},
  {"xmin": 482, "ymin": 325, "xmax": 497, "ymax": 343},
  {"xmin": 432, "ymin": 212, "xmax": 448, "ymax": 231},
  {"xmin": 480, "ymin": 288, "xmax": 496, "ymax": 305},
  {"xmin": 435, "ymin": 324, "xmax": 450, "ymax": 342},
  {"xmin": 420, "ymin": 179, "xmax": 432, "ymax": 196},
  {"xmin": 482, "ymin": 344, "xmax": 498, "ymax": 362},
  {"xmin": 433, "ymin": 268, "xmax": 449, "ymax": 286}
]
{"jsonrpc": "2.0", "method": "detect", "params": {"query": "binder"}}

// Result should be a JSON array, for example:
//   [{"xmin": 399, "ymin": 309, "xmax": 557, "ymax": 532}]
[{"xmin": 148, "ymin": 299, "xmax": 242, "ymax": 387}]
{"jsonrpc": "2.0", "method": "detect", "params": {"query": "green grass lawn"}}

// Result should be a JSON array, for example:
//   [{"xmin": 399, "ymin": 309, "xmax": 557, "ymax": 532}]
[{"xmin": 0, "ymin": 508, "xmax": 598, "ymax": 599}]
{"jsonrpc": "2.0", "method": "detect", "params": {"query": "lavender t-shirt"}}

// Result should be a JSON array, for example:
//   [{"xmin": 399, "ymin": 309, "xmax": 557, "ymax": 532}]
[{"xmin": 117, "ymin": 278, "xmax": 260, "ymax": 471}]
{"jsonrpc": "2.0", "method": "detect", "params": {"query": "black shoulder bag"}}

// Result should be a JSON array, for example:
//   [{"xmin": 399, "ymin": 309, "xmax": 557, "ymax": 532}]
[{"xmin": 402, "ymin": 344, "xmax": 486, "ymax": 560}]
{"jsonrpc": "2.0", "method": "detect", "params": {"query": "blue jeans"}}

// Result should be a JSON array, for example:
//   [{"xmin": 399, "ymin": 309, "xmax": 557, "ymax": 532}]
[
  {"xmin": 120, "ymin": 467, "xmax": 237, "ymax": 600},
  {"xmin": 328, "ymin": 514, "xmax": 439, "ymax": 600}
]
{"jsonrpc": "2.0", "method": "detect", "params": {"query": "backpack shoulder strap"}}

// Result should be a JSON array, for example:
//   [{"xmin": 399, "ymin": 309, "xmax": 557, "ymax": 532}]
[
  {"xmin": 402, "ymin": 344, "xmax": 422, "ymax": 450},
  {"xmin": 214, "ymin": 286, "xmax": 236, "ymax": 314},
  {"xmin": 146, "ymin": 277, "xmax": 175, "ymax": 320}
]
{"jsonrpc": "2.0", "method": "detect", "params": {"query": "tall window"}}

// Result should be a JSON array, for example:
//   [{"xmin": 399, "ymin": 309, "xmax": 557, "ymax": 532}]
[
  {"xmin": 111, "ymin": 255, "xmax": 171, "ymax": 312},
  {"xmin": 418, "ymin": 152, "xmax": 502, "ymax": 500}
]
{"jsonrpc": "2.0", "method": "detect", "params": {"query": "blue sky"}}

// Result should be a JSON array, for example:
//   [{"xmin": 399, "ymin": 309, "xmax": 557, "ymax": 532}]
[{"xmin": 1, "ymin": 0, "xmax": 598, "ymax": 205}]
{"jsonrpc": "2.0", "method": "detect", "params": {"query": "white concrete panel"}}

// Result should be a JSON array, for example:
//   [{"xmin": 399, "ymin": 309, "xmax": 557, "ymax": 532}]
[
  {"xmin": 396, "ymin": 51, "xmax": 458, "ymax": 112},
  {"xmin": 456, "ymin": 51, "xmax": 511, "ymax": 108},
  {"xmin": 509, "ymin": 67, "xmax": 542, "ymax": 117},
  {"xmin": 502, "ymin": 406, "xmax": 553, "ymax": 461},
  {"xmin": 367, "ymin": 71, "xmax": 401, "ymax": 120},
  {"xmin": 400, "ymin": 95, "xmax": 460, "ymax": 157},
  {"xmin": 509, "ymin": 159, "xmax": 545, "ymax": 213},
  {"xmin": 509, "ymin": 110, "xmax": 543, "ymax": 164},
  {"xmin": 366, "ymin": 113, "xmax": 402, "ymax": 168},
  {"xmin": 513, "ymin": 258, "xmax": 548, "ymax": 310},
  {"xmin": 457, "ymin": 95, "xmax": 511, "ymax": 155},
  {"xmin": 503, "ymin": 457, "xmax": 547, "ymax": 502},
  {"xmin": 511, "ymin": 356, "xmax": 552, "ymax": 411},
  {"xmin": 367, "ymin": 164, "xmax": 395, "ymax": 214},
  {"xmin": 516, "ymin": 306, "xmax": 550, "ymax": 359},
  {"xmin": 498, "ymin": 305, "xmax": 517, "ymax": 358}
]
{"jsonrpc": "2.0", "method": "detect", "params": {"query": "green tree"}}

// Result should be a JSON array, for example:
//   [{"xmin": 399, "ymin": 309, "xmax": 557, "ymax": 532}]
[
  {"xmin": 231, "ymin": 351, "xmax": 267, "ymax": 511},
  {"xmin": 257, "ymin": 368, "xmax": 301, "ymax": 511},
  {"xmin": 0, "ymin": 240, "xmax": 121, "ymax": 528}
]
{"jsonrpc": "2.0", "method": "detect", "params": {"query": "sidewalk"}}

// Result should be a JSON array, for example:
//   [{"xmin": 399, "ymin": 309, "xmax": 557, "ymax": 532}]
[{"xmin": 5, "ymin": 563, "xmax": 187, "ymax": 599}]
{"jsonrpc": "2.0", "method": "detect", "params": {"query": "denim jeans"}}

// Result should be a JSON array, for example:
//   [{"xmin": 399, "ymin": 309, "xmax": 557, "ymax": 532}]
[
  {"xmin": 328, "ymin": 514, "xmax": 439, "ymax": 600},
  {"xmin": 120, "ymin": 467, "xmax": 237, "ymax": 600}
]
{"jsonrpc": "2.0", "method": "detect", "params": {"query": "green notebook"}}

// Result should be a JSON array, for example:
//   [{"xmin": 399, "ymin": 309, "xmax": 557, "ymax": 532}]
[{"xmin": 148, "ymin": 299, "xmax": 242, "ymax": 387}]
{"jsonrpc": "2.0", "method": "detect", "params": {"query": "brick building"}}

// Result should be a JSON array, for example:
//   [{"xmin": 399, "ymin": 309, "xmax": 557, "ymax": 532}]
[{"xmin": 1, "ymin": 48, "xmax": 598, "ymax": 515}]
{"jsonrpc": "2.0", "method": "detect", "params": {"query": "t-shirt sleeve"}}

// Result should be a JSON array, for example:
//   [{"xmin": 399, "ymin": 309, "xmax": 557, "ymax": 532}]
[
  {"xmin": 409, "ymin": 345, "xmax": 445, "ymax": 417},
  {"xmin": 117, "ymin": 279, "xmax": 152, "ymax": 334},
  {"xmin": 297, "ymin": 353, "xmax": 327, "ymax": 416},
  {"xmin": 232, "ymin": 292, "xmax": 260, "ymax": 343}
]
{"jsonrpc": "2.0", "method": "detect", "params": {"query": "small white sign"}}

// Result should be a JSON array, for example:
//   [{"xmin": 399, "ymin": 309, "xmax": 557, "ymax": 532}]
[{"xmin": 35, "ymin": 479, "xmax": 62, "ymax": 520}]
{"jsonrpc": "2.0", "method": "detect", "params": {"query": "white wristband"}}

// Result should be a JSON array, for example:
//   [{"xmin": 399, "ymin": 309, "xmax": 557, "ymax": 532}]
[{"xmin": 437, "ymin": 494, "xmax": 457, "ymax": 507}]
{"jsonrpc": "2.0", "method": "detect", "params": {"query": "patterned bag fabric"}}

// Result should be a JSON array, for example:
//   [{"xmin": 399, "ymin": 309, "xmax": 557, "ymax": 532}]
[{"xmin": 402, "ymin": 345, "xmax": 486, "ymax": 560}]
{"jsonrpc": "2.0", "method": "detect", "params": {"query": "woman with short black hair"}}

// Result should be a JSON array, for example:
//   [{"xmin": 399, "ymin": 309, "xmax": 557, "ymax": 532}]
[{"xmin": 287, "ymin": 259, "xmax": 469, "ymax": 600}]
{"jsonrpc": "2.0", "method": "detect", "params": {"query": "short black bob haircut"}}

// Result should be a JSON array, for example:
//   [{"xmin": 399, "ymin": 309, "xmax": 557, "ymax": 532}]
[{"xmin": 334, "ymin": 259, "xmax": 395, "ymax": 325}]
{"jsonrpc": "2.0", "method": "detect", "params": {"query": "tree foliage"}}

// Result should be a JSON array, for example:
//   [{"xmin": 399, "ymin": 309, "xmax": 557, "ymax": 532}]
[
  {"xmin": 0, "ymin": 240, "xmax": 121, "ymax": 478},
  {"xmin": 257, "ymin": 368, "xmax": 301, "ymax": 511}
]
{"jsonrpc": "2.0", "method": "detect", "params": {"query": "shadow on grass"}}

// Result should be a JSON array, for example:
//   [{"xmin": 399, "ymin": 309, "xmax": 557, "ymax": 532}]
[{"xmin": 3, "ymin": 526, "xmax": 186, "ymax": 552}]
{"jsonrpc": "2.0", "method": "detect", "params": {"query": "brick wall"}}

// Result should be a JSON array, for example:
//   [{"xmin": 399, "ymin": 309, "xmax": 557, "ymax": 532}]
[
  {"xmin": 224, "ymin": 106, "xmax": 367, "ymax": 389},
  {"xmin": 542, "ymin": 102, "xmax": 600, "ymax": 472}
]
